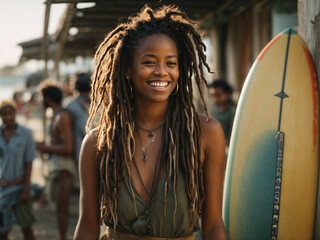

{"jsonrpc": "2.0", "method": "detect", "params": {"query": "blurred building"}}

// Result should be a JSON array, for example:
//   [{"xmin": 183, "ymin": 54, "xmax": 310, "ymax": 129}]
[{"xmin": 17, "ymin": 1, "xmax": 300, "ymax": 93}]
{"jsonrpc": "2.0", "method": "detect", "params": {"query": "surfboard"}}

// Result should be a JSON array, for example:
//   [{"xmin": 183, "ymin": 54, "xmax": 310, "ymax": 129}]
[{"xmin": 223, "ymin": 28, "xmax": 319, "ymax": 240}]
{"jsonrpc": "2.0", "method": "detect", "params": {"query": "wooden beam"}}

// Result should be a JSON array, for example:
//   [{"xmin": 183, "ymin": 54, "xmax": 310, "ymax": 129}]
[
  {"xmin": 42, "ymin": 0, "xmax": 52, "ymax": 79},
  {"xmin": 78, "ymin": 5, "xmax": 213, "ymax": 14},
  {"xmin": 49, "ymin": 0, "xmax": 221, "ymax": 4},
  {"xmin": 73, "ymin": 13, "xmax": 126, "ymax": 20},
  {"xmin": 78, "ymin": 6, "xmax": 141, "ymax": 13},
  {"xmin": 75, "ymin": 26, "xmax": 113, "ymax": 32},
  {"xmin": 41, "ymin": 0, "xmax": 54, "ymax": 147},
  {"xmin": 199, "ymin": 0, "xmax": 234, "ymax": 24},
  {"xmin": 71, "ymin": 19, "xmax": 119, "ymax": 28},
  {"xmin": 54, "ymin": 3, "xmax": 77, "ymax": 81}
]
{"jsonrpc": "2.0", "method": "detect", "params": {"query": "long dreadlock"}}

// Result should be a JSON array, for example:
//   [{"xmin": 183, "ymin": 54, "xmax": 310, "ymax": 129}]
[{"xmin": 87, "ymin": 4, "xmax": 213, "ymax": 228}]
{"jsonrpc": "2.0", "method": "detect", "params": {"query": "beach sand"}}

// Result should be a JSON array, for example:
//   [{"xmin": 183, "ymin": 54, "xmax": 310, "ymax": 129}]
[{"xmin": 10, "ymin": 189, "xmax": 80, "ymax": 240}]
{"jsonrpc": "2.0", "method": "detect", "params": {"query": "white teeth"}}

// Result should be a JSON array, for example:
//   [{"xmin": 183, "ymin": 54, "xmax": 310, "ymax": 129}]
[{"xmin": 149, "ymin": 82, "xmax": 169, "ymax": 88}]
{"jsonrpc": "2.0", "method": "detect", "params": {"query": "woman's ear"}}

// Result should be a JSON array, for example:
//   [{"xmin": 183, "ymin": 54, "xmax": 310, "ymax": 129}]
[{"xmin": 125, "ymin": 68, "xmax": 131, "ymax": 80}]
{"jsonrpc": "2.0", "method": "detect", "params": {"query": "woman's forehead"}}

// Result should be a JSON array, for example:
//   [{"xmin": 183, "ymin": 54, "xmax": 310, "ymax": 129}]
[{"xmin": 135, "ymin": 34, "xmax": 178, "ymax": 55}]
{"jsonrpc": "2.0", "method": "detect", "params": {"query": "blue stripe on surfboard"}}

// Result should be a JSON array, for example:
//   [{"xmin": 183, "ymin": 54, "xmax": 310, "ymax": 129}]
[
  {"xmin": 270, "ymin": 28, "xmax": 292, "ymax": 239},
  {"xmin": 234, "ymin": 130, "xmax": 278, "ymax": 240},
  {"xmin": 223, "ymin": 60, "xmax": 260, "ymax": 238},
  {"xmin": 276, "ymin": 28, "xmax": 292, "ymax": 131}
]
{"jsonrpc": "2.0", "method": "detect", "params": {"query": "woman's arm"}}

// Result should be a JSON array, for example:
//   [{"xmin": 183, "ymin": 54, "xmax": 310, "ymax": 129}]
[
  {"xmin": 200, "ymin": 116, "xmax": 227, "ymax": 240},
  {"xmin": 74, "ymin": 131, "xmax": 100, "ymax": 240}
]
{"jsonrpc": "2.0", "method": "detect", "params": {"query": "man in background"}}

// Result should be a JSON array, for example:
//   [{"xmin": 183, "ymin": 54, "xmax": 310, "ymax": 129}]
[
  {"xmin": 36, "ymin": 81, "xmax": 75, "ymax": 240},
  {"xmin": 0, "ymin": 100, "xmax": 37, "ymax": 240},
  {"xmin": 209, "ymin": 79, "xmax": 236, "ymax": 146}
]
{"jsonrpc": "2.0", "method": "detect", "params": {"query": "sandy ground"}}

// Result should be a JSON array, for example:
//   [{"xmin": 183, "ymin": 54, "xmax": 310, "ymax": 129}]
[{"xmin": 10, "ymin": 187, "xmax": 80, "ymax": 240}]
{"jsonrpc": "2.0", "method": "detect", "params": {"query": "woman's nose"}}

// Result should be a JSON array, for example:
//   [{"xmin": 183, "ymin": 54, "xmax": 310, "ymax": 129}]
[{"xmin": 154, "ymin": 63, "xmax": 168, "ymax": 77}]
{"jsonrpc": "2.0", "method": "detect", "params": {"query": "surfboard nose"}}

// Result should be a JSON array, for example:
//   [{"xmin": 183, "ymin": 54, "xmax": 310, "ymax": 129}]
[{"xmin": 281, "ymin": 27, "xmax": 298, "ymax": 35}]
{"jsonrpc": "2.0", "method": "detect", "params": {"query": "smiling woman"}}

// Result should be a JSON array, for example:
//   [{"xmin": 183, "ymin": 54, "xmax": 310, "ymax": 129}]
[{"xmin": 74, "ymin": 4, "xmax": 227, "ymax": 240}]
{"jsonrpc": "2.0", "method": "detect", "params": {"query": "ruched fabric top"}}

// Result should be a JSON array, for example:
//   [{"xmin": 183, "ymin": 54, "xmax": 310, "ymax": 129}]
[{"xmin": 104, "ymin": 169, "xmax": 200, "ymax": 238}]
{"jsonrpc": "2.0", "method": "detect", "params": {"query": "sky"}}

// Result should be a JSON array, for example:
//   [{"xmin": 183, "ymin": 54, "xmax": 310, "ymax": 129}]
[{"xmin": 0, "ymin": 0, "xmax": 66, "ymax": 68}]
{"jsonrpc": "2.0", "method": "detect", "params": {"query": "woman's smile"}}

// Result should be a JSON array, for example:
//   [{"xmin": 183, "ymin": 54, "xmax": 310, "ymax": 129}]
[{"xmin": 148, "ymin": 81, "xmax": 170, "ymax": 88}]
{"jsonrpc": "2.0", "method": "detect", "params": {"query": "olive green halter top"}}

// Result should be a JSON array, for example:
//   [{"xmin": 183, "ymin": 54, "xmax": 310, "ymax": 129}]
[{"xmin": 104, "ymin": 169, "xmax": 200, "ymax": 238}]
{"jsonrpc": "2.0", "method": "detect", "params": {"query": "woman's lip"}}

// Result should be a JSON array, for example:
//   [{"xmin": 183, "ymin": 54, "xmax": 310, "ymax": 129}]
[{"xmin": 147, "ymin": 81, "xmax": 171, "ymax": 88}]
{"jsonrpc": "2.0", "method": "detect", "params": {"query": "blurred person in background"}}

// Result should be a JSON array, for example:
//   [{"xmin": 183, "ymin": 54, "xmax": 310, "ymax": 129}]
[
  {"xmin": 36, "ymin": 81, "xmax": 75, "ymax": 240},
  {"xmin": 0, "ymin": 100, "xmax": 37, "ymax": 240},
  {"xmin": 12, "ymin": 91, "xmax": 25, "ymax": 114},
  {"xmin": 209, "ymin": 79, "xmax": 236, "ymax": 146},
  {"xmin": 62, "ymin": 75, "xmax": 76, "ymax": 106},
  {"xmin": 21, "ymin": 92, "xmax": 39, "ymax": 120},
  {"xmin": 66, "ymin": 73, "xmax": 91, "ymax": 164}
]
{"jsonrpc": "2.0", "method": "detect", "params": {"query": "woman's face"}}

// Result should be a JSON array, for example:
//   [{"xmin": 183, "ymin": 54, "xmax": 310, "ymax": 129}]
[
  {"xmin": 0, "ymin": 106, "xmax": 16, "ymax": 127},
  {"xmin": 128, "ymin": 34, "xmax": 179, "ymax": 103}
]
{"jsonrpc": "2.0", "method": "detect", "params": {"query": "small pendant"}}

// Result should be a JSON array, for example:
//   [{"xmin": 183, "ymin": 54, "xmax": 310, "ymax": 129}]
[
  {"xmin": 141, "ymin": 152, "xmax": 147, "ymax": 161},
  {"xmin": 141, "ymin": 147, "xmax": 147, "ymax": 161},
  {"xmin": 151, "ymin": 136, "xmax": 156, "ymax": 143}
]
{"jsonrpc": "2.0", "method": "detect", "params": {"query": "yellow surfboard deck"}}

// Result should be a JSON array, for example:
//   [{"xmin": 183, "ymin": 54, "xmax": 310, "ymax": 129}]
[{"xmin": 223, "ymin": 28, "xmax": 319, "ymax": 240}]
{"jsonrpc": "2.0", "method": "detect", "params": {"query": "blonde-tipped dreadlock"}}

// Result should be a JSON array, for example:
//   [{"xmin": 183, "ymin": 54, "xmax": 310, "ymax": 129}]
[{"xmin": 87, "ymin": 4, "xmax": 212, "ymax": 228}]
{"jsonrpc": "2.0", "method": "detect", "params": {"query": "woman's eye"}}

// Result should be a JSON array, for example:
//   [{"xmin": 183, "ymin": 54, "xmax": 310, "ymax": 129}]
[
  {"xmin": 142, "ymin": 61, "xmax": 155, "ymax": 65},
  {"xmin": 167, "ymin": 62, "xmax": 177, "ymax": 66}
]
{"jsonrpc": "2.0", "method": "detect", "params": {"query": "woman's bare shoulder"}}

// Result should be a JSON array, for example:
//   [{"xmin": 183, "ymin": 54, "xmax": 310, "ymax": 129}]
[
  {"xmin": 198, "ymin": 113, "xmax": 223, "ymax": 135},
  {"xmin": 82, "ymin": 127, "xmax": 99, "ymax": 154},
  {"xmin": 197, "ymin": 113, "xmax": 225, "ymax": 152},
  {"xmin": 197, "ymin": 113, "xmax": 225, "ymax": 166},
  {"xmin": 86, "ymin": 127, "xmax": 99, "ymax": 141}
]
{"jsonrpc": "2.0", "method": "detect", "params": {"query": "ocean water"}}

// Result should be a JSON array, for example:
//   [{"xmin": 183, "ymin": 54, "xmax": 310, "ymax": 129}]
[{"xmin": 0, "ymin": 75, "xmax": 26, "ymax": 102}]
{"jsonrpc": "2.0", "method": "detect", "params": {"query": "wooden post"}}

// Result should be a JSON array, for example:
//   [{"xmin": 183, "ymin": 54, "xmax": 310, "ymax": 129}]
[
  {"xmin": 42, "ymin": 0, "xmax": 52, "ymax": 80},
  {"xmin": 41, "ymin": 0, "xmax": 52, "ymax": 170}
]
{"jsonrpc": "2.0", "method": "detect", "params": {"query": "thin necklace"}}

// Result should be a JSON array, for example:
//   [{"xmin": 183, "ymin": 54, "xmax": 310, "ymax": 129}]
[
  {"xmin": 135, "ymin": 122, "xmax": 163, "ymax": 138},
  {"xmin": 136, "ymin": 128, "xmax": 157, "ymax": 161},
  {"xmin": 135, "ymin": 122, "xmax": 164, "ymax": 161}
]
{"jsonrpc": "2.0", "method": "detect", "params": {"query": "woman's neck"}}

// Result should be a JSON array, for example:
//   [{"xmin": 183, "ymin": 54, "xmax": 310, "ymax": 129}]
[{"xmin": 134, "ymin": 99, "xmax": 168, "ymax": 128}]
